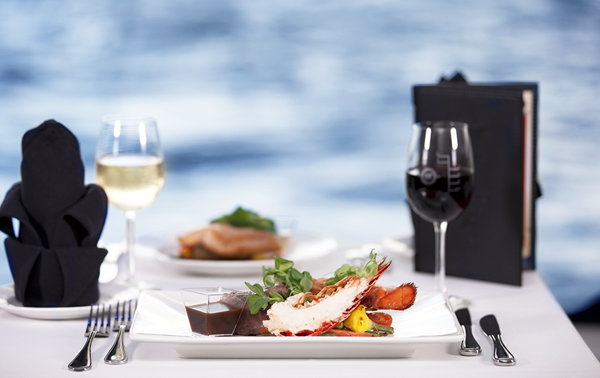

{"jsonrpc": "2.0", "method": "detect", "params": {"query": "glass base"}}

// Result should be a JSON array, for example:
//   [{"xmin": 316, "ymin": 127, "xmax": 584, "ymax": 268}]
[{"xmin": 103, "ymin": 241, "xmax": 160, "ymax": 292}]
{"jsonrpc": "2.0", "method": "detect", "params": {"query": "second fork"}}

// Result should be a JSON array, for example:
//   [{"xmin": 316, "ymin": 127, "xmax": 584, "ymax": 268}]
[
  {"xmin": 104, "ymin": 299, "xmax": 136, "ymax": 364},
  {"xmin": 68, "ymin": 304, "xmax": 110, "ymax": 371}
]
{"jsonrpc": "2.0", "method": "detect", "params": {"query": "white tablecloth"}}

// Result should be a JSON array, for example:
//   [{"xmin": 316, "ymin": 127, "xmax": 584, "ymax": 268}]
[{"xmin": 1, "ymin": 245, "xmax": 599, "ymax": 378}]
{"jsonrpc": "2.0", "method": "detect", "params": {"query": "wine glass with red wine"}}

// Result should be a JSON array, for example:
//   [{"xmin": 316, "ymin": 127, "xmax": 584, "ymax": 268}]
[{"xmin": 405, "ymin": 121, "xmax": 475, "ymax": 293}]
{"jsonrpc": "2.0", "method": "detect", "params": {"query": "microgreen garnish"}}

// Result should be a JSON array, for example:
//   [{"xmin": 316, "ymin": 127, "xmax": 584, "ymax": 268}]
[
  {"xmin": 244, "ymin": 282, "xmax": 272, "ymax": 313},
  {"xmin": 326, "ymin": 249, "xmax": 378, "ymax": 286},
  {"xmin": 244, "ymin": 250, "xmax": 378, "ymax": 315},
  {"xmin": 245, "ymin": 256, "xmax": 312, "ymax": 314},
  {"xmin": 211, "ymin": 206, "xmax": 276, "ymax": 232}
]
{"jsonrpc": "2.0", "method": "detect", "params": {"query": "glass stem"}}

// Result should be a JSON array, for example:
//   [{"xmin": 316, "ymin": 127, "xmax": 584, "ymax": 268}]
[
  {"xmin": 433, "ymin": 221, "xmax": 448, "ymax": 293},
  {"xmin": 125, "ymin": 210, "xmax": 137, "ymax": 284}
]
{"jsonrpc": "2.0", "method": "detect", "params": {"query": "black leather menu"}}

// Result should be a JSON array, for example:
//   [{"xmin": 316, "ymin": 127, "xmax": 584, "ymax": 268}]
[{"xmin": 411, "ymin": 73, "xmax": 540, "ymax": 286}]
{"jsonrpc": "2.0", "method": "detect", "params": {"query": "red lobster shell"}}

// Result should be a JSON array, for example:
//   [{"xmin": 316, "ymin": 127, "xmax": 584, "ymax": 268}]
[{"xmin": 270, "ymin": 259, "xmax": 392, "ymax": 336}]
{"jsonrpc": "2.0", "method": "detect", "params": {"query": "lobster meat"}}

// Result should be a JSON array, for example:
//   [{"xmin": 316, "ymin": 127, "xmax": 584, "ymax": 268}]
[
  {"xmin": 311, "ymin": 275, "xmax": 417, "ymax": 311},
  {"xmin": 361, "ymin": 282, "xmax": 417, "ymax": 311},
  {"xmin": 263, "ymin": 258, "xmax": 416, "ymax": 336}
]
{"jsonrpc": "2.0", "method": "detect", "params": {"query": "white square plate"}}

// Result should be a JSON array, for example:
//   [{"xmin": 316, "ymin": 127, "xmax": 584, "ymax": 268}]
[{"xmin": 130, "ymin": 289, "xmax": 463, "ymax": 358}]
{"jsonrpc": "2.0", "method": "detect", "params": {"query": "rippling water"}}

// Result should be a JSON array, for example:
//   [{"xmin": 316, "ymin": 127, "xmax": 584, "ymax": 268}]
[{"xmin": 1, "ymin": 0, "xmax": 599, "ymax": 313}]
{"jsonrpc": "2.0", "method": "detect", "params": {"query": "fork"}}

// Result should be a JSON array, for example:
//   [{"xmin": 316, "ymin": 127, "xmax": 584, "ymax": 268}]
[
  {"xmin": 68, "ymin": 304, "xmax": 111, "ymax": 371},
  {"xmin": 104, "ymin": 299, "xmax": 137, "ymax": 364}
]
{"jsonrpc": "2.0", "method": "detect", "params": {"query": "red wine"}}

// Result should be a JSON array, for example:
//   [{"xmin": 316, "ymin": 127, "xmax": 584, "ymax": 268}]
[{"xmin": 406, "ymin": 167, "xmax": 474, "ymax": 223}]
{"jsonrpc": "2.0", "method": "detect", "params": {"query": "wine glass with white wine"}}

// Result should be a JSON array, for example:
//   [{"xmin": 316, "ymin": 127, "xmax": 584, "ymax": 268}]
[{"xmin": 96, "ymin": 115, "xmax": 165, "ymax": 291}]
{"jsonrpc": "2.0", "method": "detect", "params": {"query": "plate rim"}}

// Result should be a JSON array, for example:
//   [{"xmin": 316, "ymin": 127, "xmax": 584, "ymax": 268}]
[
  {"xmin": 0, "ymin": 282, "xmax": 135, "ymax": 320},
  {"xmin": 129, "ymin": 290, "xmax": 464, "ymax": 354},
  {"xmin": 149, "ymin": 230, "xmax": 339, "ymax": 275}
]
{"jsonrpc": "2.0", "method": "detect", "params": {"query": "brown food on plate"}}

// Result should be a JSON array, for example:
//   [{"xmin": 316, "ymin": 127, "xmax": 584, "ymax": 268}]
[
  {"xmin": 232, "ymin": 284, "xmax": 288, "ymax": 336},
  {"xmin": 178, "ymin": 223, "xmax": 282, "ymax": 260}
]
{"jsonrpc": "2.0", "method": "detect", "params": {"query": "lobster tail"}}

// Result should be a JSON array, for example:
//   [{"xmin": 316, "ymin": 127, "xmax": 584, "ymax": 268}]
[
  {"xmin": 362, "ymin": 282, "xmax": 418, "ymax": 311},
  {"xmin": 265, "ymin": 258, "xmax": 393, "ymax": 336}
]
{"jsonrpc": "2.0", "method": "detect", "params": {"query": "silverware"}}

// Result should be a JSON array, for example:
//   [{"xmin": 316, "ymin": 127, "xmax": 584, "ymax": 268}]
[
  {"xmin": 455, "ymin": 308, "xmax": 482, "ymax": 356},
  {"xmin": 104, "ymin": 299, "xmax": 137, "ymax": 365},
  {"xmin": 479, "ymin": 314, "xmax": 516, "ymax": 366},
  {"xmin": 68, "ymin": 304, "xmax": 111, "ymax": 371}
]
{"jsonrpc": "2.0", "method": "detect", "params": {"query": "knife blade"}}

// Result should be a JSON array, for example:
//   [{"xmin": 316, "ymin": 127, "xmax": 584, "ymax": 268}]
[
  {"xmin": 479, "ymin": 314, "xmax": 516, "ymax": 366},
  {"xmin": 455, "ymin": 308, "xmax": 482, "ymax": 356}
]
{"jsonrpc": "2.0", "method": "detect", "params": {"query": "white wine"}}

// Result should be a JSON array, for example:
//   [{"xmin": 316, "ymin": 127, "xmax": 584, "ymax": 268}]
[{"xmin": 96, "ymin": 155, "xmax": 165, "ymax": 211}]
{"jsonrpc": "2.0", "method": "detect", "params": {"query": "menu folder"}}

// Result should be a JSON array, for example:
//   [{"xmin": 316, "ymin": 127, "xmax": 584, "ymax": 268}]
[{"xmin": 411, "ymin": 73, "xmax": 541, "ymax": 286}]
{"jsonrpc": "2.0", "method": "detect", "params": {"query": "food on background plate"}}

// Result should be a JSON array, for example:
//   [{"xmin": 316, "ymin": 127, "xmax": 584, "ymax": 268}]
[
  {"xmin": 178, "ymin": 207, "xmax": 283, "ymax": 260},
  {"xmin": 231, "ymin": 250, "xmax": 417, "ymax": 337}
]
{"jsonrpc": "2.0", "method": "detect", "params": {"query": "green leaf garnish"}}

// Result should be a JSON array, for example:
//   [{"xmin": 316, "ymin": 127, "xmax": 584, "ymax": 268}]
[
  {"xmin": 244, "ymin": 249, "xmax": 379, "ymax": 315},
  {"xmin": 211, "ymin": 206, "xmax": 276, "ymax": 232},
  {"xmin": 245, "ymin": 282, "xmax": 264, "ymax": 296},
  {"xmin": 356, "ymin": 249, "xmax": 378, "ymax": 278},
  {"xmin": 274, "ymin": 256, "xmax": 294, "ymax": 272},
  {"xmin": 245, "ymin": 257, "xmax": 313, "ymax": 314},
  {"xmin": 268, "ymin": 291, "xmax": 284, "ymax": 301},
  {"xmin": 246, "ymin": 295, "xmax": 271, "ymax": 313},
  {"xmin": 263, "ymin": 275, "xmax": 276, "ymax": 288},
  {"xmin": 326, "ymin": 249, "xmax": 378, "ymax": 285},
  {"xmin": 299, "ymin": 276, "xmax": 313, "ymax": 292}
]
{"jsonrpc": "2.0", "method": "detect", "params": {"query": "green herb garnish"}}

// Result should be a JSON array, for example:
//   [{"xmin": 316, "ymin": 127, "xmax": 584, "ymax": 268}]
[
  {"xmin": 325, "ymin": 249, "xmax": 378, "ymax": 286},
  {"xmin": 211, "ymin": 206, "xmax": 276, "ymax": 233},
  {"xmin": 244, "ymin": 250, "xmax": 378, "ymax": 315},
  {"xmin": 245, "ymin": 256, "xmax": 312, "ymax": 314}
]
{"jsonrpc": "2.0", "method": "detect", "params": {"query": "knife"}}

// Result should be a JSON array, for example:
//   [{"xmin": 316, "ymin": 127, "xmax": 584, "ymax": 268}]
[
  {"xmin": 479, "ymin": 314, "xmax": 516, "ymax": 366},
  {"xmin": 455, "ymin": 308, "xmax": 482, "ymax": 356}
]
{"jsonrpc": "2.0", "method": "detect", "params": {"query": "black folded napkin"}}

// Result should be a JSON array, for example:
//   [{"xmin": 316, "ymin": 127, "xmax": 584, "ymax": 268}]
[{"xmin": 0, "ymin": 120, "xmax": 108, "ymax": 307}]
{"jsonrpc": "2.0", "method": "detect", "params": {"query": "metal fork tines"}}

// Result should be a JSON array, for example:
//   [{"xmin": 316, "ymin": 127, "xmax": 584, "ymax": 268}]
[
  {"xmin": 105, "ymin": 299, "xmax": 137, "ymax": 365},
  {"xmin": 85, "ymin": 303, "xmax": 111, "ymax": 338},
  {"xmin": 111, "ymin": 300, "xmax": 135, "ymax": 332},
  {"xmin": 68, "ymin": 304, "xmax": 111, "ymax": 371}
]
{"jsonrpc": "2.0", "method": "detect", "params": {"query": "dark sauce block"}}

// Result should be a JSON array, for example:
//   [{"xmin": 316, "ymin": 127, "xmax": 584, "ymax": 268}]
[{"xmin": 185, "ymin": 302, "xmax": 244, "ymax": 336}]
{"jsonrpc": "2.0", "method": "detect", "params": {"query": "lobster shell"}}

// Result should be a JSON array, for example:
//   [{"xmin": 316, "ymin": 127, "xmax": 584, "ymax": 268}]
[{"xmin": 275, "ymin": 259, "xmax": 392, "ymax": 336}]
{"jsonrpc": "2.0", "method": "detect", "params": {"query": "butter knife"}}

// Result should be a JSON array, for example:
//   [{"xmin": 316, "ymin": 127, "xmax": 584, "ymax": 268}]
[
  {"xmin": 479, "ymin": 314, "xmax": 516, "ymax": 366},
  {"xmin": 455, "ymin": 308, "xmax": 481, "ymax": 356}
]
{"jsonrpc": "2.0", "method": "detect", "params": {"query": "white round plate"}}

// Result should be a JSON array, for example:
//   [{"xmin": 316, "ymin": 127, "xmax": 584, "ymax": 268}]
[
  {"xmin": 150, "ymin": 231, "xmax": 338, "ymax": 276},
  {"xmin": 0, "ymin": 281, "xmax": 138, "ymax": 320}
]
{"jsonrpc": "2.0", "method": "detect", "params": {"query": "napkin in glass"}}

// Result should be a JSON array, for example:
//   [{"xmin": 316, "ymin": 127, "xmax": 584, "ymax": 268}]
[{"xmin": 0, "ymin": 120, "xmax": 108, "ymax": 307}]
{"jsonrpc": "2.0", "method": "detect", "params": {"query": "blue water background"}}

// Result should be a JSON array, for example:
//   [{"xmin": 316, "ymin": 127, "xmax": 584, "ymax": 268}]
[{"xmin": 1, "ymin": 0, "xmax": 599, "ymax": 314}]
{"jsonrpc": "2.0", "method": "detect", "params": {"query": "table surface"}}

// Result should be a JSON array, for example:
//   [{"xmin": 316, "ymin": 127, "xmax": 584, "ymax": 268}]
[{"xmin": 1, "ymin": 243, "xmax": 599, "ymax": 378}]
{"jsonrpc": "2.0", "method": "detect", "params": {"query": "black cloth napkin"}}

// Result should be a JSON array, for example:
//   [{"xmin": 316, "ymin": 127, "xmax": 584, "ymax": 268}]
[{"xmin": 0, "ymin": 120, "xmax": 108, "ymax": 307}]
